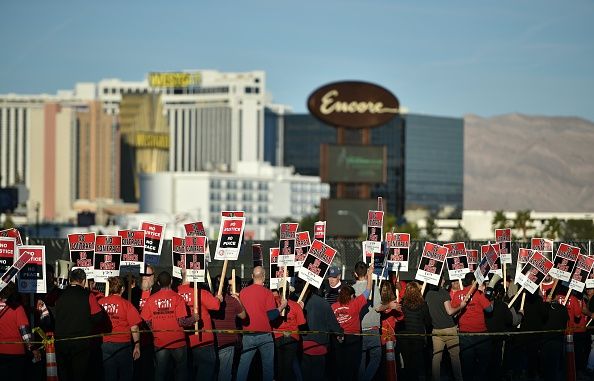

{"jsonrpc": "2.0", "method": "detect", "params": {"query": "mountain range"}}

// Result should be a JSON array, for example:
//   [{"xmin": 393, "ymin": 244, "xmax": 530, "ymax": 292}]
[{"xmin": 463, "ymin": 113, "xmax": 594, "ymax": 212}]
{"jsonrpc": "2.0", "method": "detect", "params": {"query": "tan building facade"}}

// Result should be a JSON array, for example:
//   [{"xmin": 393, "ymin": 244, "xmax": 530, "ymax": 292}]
[{"xmin": 76, "ymin": 101, "xmax": 120, "ymax": 201}]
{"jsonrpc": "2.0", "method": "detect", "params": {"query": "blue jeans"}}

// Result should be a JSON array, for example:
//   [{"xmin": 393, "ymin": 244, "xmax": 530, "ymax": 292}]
[
  {"xmin": 217, "ymin": 346, "xmax": 235, "ymax": 381},
  {"xmin": 459, "ymin": 335, "xmax": 491, "ymax": 381},
  {"xmin": 236, "ymin": 333, "xmax": 274, "ymax": 381},
  {"xmin": 154, "ymin": 346, "xmax": 187, "ymax": 381},
  {"xmin": 359, "ymin": 331, "xmax": 381, "ymax": 381},
  {"xmin": 102, "ymin": 342, "xmax": 133, "ymax": 381},
  {"xmin": 191, "ymin": 344, "xmax": 217, "ymax": 381}
]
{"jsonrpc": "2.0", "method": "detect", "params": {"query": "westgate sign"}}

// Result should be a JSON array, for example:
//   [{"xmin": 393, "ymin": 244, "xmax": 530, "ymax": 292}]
[{"xmin": 307, "ymin": 81, "xmax": 400, "ymax": 128}]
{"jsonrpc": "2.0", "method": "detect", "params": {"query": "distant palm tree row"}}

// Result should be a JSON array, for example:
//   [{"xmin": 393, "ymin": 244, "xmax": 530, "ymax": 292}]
[{"xmin": 492, "ymin": 210, "xmax": 593, "ymax": 240}]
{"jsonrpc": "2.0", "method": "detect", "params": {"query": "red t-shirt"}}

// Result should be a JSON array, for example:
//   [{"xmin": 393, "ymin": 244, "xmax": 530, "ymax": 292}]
[
  {"xmin": 332, "ymin": 294, "xmax": 368, "ymax": 334},
  {"xmin": 565, "ymin": 294, "xmax": 587, "ymax": 333},
  {"xmin": 273, "ymin": 298, "xmax": 306, "ymax": 341},
  {"xmin": 451, "ymin": 286, "xmax": 491, "ymax": 332},
  {"xmin": 99, "ymin": 294, "xmax": 142, "ymax": 343},
  {"xmin": 303, "ymin": 340, "xmax": 327, "ymax": 355},
  {"xmin": 380, "ymin": 306, "xmax": 404, "ymax": 345},
  {"xmin": 140, "ymin": 288, "xmax": 188, "ymax": 349},
  {"xmin": 0, "ymin": 302, "xmax": 29, "ymax": 355},
  {"xmin": 239, "ymin": 284, "xmax": 276, "ymax": 332},
  {"xmin": 540, "ymin": 281, "xmax": 555, "ymax": 301},
  {"xmin": 177, "ymin": 284, "xmax": 220, "ymax": 347},
  {"xmin": 213, "ymin": 295, "xmax": 243, "ymax": 348},
  {"xmin": 139, "ymin": 290, "xmax": 151, "ymax": 311}
]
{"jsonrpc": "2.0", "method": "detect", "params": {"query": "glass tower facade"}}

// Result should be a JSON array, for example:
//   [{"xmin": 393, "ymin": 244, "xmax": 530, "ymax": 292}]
[{"xmin": 264, "ymin": 110, "xmax": 463, "ymax": 219}]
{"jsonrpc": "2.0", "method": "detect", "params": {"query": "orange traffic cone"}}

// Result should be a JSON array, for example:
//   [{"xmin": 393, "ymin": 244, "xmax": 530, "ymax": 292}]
[
  {"xmin": 45, "ymin": 332, "xmax": 58, "ymax": 381},
  {"xmin": 385, "ymin": 340, "xmax": 398, "ymax": 381}
]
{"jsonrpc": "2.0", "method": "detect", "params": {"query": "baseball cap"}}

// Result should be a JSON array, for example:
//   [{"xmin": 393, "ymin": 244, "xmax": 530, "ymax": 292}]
[{"xmin": 327, "ymin": 266, "xmax": 340, "ymax": 278}]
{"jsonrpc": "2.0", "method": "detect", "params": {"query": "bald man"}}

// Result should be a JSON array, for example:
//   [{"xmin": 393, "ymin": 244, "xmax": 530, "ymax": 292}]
[{"xmin": 236, "ymin": 266, "xmax": 287, "ymax": 381}]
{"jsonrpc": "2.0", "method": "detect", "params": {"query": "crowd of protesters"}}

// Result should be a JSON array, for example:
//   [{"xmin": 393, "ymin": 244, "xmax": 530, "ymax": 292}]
[{"xmin": 1, "ymin": 260, "xmax": 594, "ymax": 381}]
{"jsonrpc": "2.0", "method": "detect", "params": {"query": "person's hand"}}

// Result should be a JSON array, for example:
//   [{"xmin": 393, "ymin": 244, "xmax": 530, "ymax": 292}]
[
  {"xmin": 298, "ymin": 301, "xmax": 304, "ymax": 309},
  {"xmin": 390, "ymin": 301, "xmax": 402, "ymax": 312},
  {"xmin": 367, "ymin": 265, "xmax": 374, "ymax": 277},
  {"xmin": 279, "ymin": 299, "xmax": 288, "ymax": 311},
  {"xmin": 32, "ymin": 349, "xmax": 42, "ymax": 362},
  {"xmin": 216, "ymin": 294, "xmax": 224, "ymax": 303},
  {"xmin": 231, "ymin": 293, "xmax": 241, "ymax": 302},
  {"xmin": 132, "ymin": 344, "xmax": 141, "ymax": 360}
]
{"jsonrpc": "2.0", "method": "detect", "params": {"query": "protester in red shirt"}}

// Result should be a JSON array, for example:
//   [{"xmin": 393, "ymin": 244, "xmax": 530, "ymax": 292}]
[
  {"xmin": 0, "ymin": 282, "xmax": 40, "ymax": 379},
  {"xmin": 560, "ymin": 288, "xmax": 589, "ymax": 373},
  {"xmin": 376, "ymin": 281, "xmax": 403, "ymax": 345},
  {"xmin": 212, "ymin": 275, "xmax": 246, "ymax": 381},
  {"xmin": 141, "ymin": 271, "xmax": 198, "ymax": 381},
  {"xmin": 98, "ymin": 276, "xmax": 142, "ymax": 381},
  {"xmin": 272, "ymin": 287, "xmax": 306, "ymax": 381},
  {"xmin": 236, "ymin": 266, "xmax": 287, "ymax": 381},
  {"xmin": 135, "ymin": 264, "xmax": 156, "ymax": 381},
  {"xmin": 451, "ymin": 273, "xmax": 493, "ymax": 381},
  {"xmin": 331, "ymin": 264, "xmax": 372, "ymax": 381},
  {"xmin": 177, "ymin": 270, "xmax": 222, "ymax": 381}
]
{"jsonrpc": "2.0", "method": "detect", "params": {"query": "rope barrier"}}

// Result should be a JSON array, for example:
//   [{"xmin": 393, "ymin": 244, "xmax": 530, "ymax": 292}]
[{"xmin": 2, "ymin": 326, "xmax": 592, "ymax": 346}]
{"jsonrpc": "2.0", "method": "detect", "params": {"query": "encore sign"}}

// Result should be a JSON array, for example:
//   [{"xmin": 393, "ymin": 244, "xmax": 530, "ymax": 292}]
[{"xmin": 307, "ymin": 81, "xmax": 400, "ymax": 128}]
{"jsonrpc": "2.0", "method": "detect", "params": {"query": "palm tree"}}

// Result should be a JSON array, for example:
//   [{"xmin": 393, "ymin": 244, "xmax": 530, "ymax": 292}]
[
  {"xmin": 396, "ymin": 222, "xmax": 421, "ymax": 239},
  {"xmin": 492, "ymin": 210, "xmax": 508, "ymax": 230},
  {"xmin": 424, "ymin": 214, "xmax": 440, "ymax": 241},
  {"xmin": 451, "ymin": 224, "xmax": 470, "ymax": 241},
  {"xmin": 513, "ymin": 210, "xmax": 533, "ymax": 241},
  {"xmin": 541, "ymin": 218, "xmax": 563, "ymax": 240}
]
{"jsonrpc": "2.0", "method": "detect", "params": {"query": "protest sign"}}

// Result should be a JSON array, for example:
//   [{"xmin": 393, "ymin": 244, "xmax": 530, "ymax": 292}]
[
  {"xmin": 362, "ymin": 240, "xmax": 382, "ymax": 273},
  {"xmin": 517, "ymin": 251, "xmax": 554, "ymax": 294},
  {"xmin": 93, "ymin": 235, "xmax": 122, "ymax": 282},
  {"xmin": 172, "ymin": 237, "xmax": 185, "ymax": 279},
  {"xmin": 482, "ymin": 243, "xmax": 502, "ymax": 277},
  {"xmin": 0, "ymin": 228, "xmax": 22, "ymax": 246},
  {"xmin": 314, "ymin": 221, "xmax": 326, "ymax": 243},
  {"xmin": 386, "ymin": 233, "xmax": 409, "ymax": 272},
  {"xmin": 269, "ymin": 248, "xmax": 294, "ymax": 289},
  {"xmin": 214, "ymin": 216, "xmax": 245, "ymax": 261},
  {"xmin": 118, "ymin": 230, "xmax": 145, "ymax": 276},
  {"xmin": 372, "ymin": 244, "xmax": 388, "ymax": 280},
  {"xmin": 140, "ymin": 221, "xmax": 166, "ymax": 266},
  {"xmin": 17, "ymin": 246, "xmax": 46, "ymax": 294},
  {"xmin": 531, "ymin": 238, "xmax": 554, "ymax": 259},
  {"xmin": 295, "ymin": 231, "xmax": 311, "ymax": 271},
  {"xmin": 0, "ymin": 249, "xmax": 33, "ymax": 293},
  {"xmin": 474, "ymin": 245, "xmax": 499, "ymax": 285},
  {"xmin": 444, "ymin": 242, "xmax": 470, "ymax": 281},
  {"xmin": 467, "ymin": 249, "xmax": 479, "ymax": 272},
  {"xmin": 252, "ymin": 244, "xmax": 263, "ymax": 268},
  {"xmin": 68, "ymin": 233, "xmax": 96, "ymax": 278},
  {"xmin": 515, "ymin": 248, "xmax": 533, "ymax": 284},
  {"xmin": 496, "ymin": 228, "xmax": 512, "ymax": 264},
  {"xmin": 221, "ymin": 211, "xmax": 244, "ymax": 217},
  {"xmin": 549, "ymin": 243, "xmax": 580, "ymax": 282},
  {"xmin": 185, "ymin": 221, "xmax": 206, "ymax": 236},
  {"xmin": 298, "ymin": 239, "xmax": 337, "ymax": 289},
  {"xmin": 278, "ymin": 223, "xmax": 299, "ymax": 266},
  {"xmin": 185, "ymin": 236, "xmax": 206, "ymax": 283},
  {"xmin": 184, "ymin": 221, "xmax": 210, "ymax": 262},
  {"xmin": 569, "ymin": 254, "xmax": 594, "ymax": 293},
  {"xmin": 366, "ymin": 211, "xmax": 384, "ymax": 242},
  {"xmin": 0, "ymin": 237, "xmax": 17, "ymax": 276},
  {"xmin": 415, "ymin": 242, "xmax": 448, "ymax": 286}
]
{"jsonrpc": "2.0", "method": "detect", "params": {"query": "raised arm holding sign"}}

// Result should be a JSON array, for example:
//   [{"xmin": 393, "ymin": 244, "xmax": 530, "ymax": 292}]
[
  {"xmin": 215, "ymin": 214, "xmax": 245, "ymax": 296},
  {"xmin": 415, "ymin": 242, "xmax": 448, "ymax": 294},
  {"xmin": 297, "ymin": 239, "xmax": 337, "ymax": 303}
]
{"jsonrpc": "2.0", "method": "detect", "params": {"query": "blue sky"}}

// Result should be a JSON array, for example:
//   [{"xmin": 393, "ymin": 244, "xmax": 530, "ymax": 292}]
[{"xmin": 1, "ymin": 0, "xmax": 593, "ymax": 121}]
